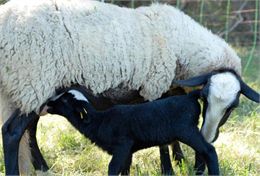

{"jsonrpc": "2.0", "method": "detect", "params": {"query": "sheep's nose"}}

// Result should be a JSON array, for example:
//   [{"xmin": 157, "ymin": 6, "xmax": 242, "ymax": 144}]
[{"xmin": 39, "ymin": 105, "xmax": 50, "ymax": 116}]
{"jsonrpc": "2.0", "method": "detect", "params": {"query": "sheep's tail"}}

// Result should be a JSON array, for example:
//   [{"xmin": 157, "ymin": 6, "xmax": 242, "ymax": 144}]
[{"xmin": 19, "ymin": 131, "xmax": 32, "ymax": 175}]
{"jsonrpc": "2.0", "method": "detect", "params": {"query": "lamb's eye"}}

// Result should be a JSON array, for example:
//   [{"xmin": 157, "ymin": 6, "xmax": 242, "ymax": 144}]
[{"xmin": 61, "ymin": 98, "xmax": 68, "ymax": 104}]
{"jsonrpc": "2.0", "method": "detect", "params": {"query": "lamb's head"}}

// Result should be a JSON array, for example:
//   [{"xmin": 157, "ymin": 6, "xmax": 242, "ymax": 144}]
[
  {"xmin": 174, "ymin": 69, "xmax": 259, "ymax": 143},
  {"xmin": 44, "ymin": 88, "xmax": 90, "ymax": 119}
]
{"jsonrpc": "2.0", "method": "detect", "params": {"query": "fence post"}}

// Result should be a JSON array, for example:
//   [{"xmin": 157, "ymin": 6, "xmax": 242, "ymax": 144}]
[
  {"xmin": 199, "ymin": 0, "xmax": 205, "ymax": 24},
  {"xmin": 244, "ymin": 0, "xmax": 259, "ymax": 74},
  {"xmin": 176, "ymin": 0, "xmax": 180, "ymax": 8},
  {"xmin": 131, "ymin": 0, "xmax": 135, "ymax": 8},
  {"xmin": 225, "ymin": 0, "xmax": 231, "ymax": 41}
]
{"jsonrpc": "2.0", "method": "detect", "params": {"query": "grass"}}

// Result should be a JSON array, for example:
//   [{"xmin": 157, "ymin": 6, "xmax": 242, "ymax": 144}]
[{"xmin": 0, "ymin": 46, "xmax": 259, "ymax": 175}]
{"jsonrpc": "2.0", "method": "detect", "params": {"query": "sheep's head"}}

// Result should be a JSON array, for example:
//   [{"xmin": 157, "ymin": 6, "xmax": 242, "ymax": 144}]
[{"xmin": 174, "ymin": 69, "xmax": 259, "ymax": 143}]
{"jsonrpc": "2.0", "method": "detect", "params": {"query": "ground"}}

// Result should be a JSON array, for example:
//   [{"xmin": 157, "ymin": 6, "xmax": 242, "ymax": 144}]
[{"xmin": 0, "ymin": 47, "xmax": 259, "ymax": 175}]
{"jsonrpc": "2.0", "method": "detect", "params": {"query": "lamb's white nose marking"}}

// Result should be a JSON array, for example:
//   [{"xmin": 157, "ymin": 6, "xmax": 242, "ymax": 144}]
[{"xmin": 68, "ymin": 90, "xmax": 89, "ymax": 102}]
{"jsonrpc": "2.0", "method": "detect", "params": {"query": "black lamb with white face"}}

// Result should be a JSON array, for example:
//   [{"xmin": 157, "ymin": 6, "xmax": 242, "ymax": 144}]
[{"xmin": 46, "ymin": 87, "xmax": 219, "ymax": 175}]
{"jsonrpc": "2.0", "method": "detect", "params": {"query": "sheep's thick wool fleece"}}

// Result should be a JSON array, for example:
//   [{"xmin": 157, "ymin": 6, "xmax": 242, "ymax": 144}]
[{"xmin": 0, "ymin": 0, "xmax": 241, "ymax": 114}]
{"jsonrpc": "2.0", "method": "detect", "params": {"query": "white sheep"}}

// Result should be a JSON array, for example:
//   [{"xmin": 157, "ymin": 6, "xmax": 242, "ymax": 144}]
[{"xmin": 0, "ymin": 0, "xmax": 241, "ymax": 174}]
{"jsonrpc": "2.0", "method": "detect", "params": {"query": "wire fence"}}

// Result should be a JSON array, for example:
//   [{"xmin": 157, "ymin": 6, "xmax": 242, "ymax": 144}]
[{"xmin": 97, "ymin": 0, "xmax": 259, "ymax": 74}]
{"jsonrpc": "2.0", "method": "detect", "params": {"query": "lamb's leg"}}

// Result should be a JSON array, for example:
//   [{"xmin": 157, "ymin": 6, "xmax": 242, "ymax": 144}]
[
  {"xmin": 27, "ymin": 116, "xmax": 49, "ymax": 171},
  {"xmin": 194, "ymin": 152, "xmax": 206, "ymax": 175},
  {"xmin": 171, "ymin": 141, "xmax": 184, "ymax": 164},
  {"xmin": 179, "ymin": 129, "xmax": 219, "ymax": 175},
  {"xmin": 108, "ymin": 140, "xmax": 133, "ymax": 176},
  {"xmin": 120, "ymin": 153, "xmax": 132, "ymax": 175},
  {"xmin": 196, "ymin": 145, "xmax": 218, "ymax": 175},
  {"xmin": 2, "ymin": 109, "xmax": 38, "ymax": 175},
  {"xmin": 159, "ymin": 145, "xmax": 174, "ymax": 175},
  {"xmin": 162, "ymin": 87, "xmax": 186, "ymax": 165}
]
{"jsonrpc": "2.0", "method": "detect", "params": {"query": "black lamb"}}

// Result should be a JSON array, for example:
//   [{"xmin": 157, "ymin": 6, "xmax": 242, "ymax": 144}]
[{"xmin": 46, "ymin": 87, "xmax": 219, "ymax": 175}]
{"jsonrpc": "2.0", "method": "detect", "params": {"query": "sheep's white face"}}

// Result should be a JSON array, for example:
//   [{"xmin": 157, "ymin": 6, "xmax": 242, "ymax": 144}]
[
  {"xmin": 176, "ymin": 69, "xmax": 259, "ymax": 143},
  {"xmin": 201, "ymin": 72, "xmax": 240, "ymax": 143}
]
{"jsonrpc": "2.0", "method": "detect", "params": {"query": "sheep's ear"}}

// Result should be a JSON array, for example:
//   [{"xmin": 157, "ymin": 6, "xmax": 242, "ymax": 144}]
[
  {"xmin": 240, "ymin": 80, "xmax": 260, "ymax": 103},
  {"xmin": 173, "ymin": 73, "xmax": 212, "ymax": 87}
]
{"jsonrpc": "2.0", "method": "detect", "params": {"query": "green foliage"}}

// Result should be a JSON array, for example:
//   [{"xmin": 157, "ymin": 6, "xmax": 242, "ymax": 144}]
[
  {"xmin": 0, "ymin": 0, "xmax": 7, "ymax": 5},
  {"xmin": 0, "ymin": 145, "xmax": 4, "ymax": 174}
]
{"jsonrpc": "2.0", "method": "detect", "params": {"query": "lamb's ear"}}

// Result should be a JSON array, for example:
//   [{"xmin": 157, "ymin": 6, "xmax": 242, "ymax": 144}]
[
  {"xmin": 173, "ymin": 73, "xmax": 212, "ymax": 87},
  {"xmin": 240, "ymin": 80, "xmax": 260, "ymax": 103},
  {"xmin": 74, "ymin": 101, "xmax": 88, "ymax": 113}
]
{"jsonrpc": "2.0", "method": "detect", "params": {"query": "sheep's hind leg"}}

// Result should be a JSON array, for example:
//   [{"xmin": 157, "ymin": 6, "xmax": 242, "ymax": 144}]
[
  {"xmin": 1, "ymin": 109, "xmax": 38, "ymax": 175},
  {"xmin": 28, "ymin": 116, "xmax": 49, "ymax": 171},
  {"xmin": 159, "ymin": 145, "xmax": 174, "ymax": 175}
]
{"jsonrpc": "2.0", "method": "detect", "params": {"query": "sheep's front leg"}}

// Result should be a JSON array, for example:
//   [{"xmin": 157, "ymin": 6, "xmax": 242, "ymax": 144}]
[
  {"xmin": 108, "ymin": 140, "xmax": 133, "ymax": 175},
  {"xmin": 159, "ymin": 145, "xmax": 174, "ymax": 175},
  {"xmin": 27, "ymin": 116, "xmax": 49, "ymax": 171},
  {"xmin": 1, "ymin": 109, "xmax": 38, "ymax": 175}
]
